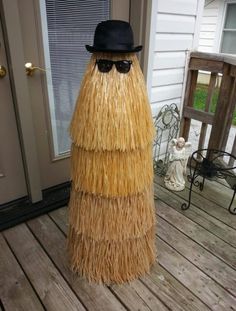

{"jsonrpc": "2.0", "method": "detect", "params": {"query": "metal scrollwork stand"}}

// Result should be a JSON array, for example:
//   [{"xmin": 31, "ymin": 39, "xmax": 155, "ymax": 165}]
[
  {"xmin": 181, "ymin": 149, "xmax": 236, "ymax": 214},
  {"xmin": 153, "ymin": 103, "xmax": 180, "ymax": 176}
]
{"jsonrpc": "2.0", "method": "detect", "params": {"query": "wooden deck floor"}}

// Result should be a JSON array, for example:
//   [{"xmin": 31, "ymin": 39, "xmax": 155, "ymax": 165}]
[{"xmin": 1, "ymin": 175, "xmax": 236, "ymax": 311}]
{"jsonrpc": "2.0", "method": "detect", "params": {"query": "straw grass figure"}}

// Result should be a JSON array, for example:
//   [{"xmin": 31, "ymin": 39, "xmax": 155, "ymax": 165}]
[{"xmin": 67, "ymin": 20, "xmax": 156, "ymax": 284}]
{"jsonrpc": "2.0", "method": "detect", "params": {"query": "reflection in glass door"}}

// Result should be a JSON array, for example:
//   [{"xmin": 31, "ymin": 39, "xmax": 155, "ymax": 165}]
[{"xmin": 39, "ymin": 0, "xmax": 110, "ymax": 156}]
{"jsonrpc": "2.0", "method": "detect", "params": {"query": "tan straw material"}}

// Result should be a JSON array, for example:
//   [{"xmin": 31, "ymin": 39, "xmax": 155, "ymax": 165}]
[
  {"xmin": 68, "ymin": 185, "xmax": 155, "ymax": 241},
  {"xmin": 68, "ymin": 52, "xmax": 156, "ymax": 284},
  {"xmin": 70, "ymin": 53, "xmax": 155, "ymax": 152},
  {"xmin": 67, "ymin": 225, "xmax": 156, "ymax": 284},
  {"xmin": 71, "ymin": 143, "xmax": 153, "ymax": 196}
]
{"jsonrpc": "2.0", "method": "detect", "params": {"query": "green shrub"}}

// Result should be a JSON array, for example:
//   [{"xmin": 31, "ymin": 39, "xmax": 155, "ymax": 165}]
[{"xmin": 193, "ymin": 84, "xmax": 236, "ymax": 126}]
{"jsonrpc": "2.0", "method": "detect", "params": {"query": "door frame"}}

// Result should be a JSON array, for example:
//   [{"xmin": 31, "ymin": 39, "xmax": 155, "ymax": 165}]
[
  {"xmin": 130, "ymin": 0, "xmax": 153, "ymax": 82},
  {"xmin": 0, "ymin": 0, "xmax": 150, "ymax": 230},
  {"xmin": 1, "ymin": 0, "xmax": 42, "ymax": 202}
]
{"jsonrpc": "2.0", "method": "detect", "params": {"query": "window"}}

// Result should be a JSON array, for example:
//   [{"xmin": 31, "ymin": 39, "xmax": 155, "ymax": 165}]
[
  {"xmin": 40, "ymin": 0, "xmax": 110, "ymax": 156},
  {"xmin": 221, "ymin": 3, "xmax": 236, "ymax": 54}
]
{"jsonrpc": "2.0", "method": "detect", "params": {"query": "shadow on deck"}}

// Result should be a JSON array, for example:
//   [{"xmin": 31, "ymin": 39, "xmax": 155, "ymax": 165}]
[{"xmin": 1, "ymin": 175, "xmax": 236, "ymax": 310}]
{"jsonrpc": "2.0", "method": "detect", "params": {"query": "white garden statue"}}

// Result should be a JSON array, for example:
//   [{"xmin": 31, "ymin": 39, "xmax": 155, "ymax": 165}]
[{"xmin": 164, "ymin": 137, "xmax": 191, "ymax": 191}]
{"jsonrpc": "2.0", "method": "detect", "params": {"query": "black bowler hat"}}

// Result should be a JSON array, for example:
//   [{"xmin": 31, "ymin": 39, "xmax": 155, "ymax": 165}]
[{"xmin": 86, "ymin": 20, "xmax": 142, "ymax": 53}]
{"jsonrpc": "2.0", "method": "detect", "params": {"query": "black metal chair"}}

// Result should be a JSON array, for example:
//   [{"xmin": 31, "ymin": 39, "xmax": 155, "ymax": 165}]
[{"xmin": 181, "ymin": 149, "xmax": 236, "ymax": 214}]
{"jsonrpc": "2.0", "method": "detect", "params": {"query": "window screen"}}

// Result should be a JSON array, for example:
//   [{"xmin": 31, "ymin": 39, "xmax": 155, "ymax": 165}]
[
  {"xmin": 40, "ymin": 0, "xmax": 110, "ymax": 156},
  {"xmin": 221, "ymin": 3, "xmax": 236, "ymax": 54}
]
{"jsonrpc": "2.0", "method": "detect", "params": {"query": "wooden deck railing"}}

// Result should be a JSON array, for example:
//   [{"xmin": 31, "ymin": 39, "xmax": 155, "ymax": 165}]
[{"xmin": 180, "ymin": 51, "xmax": 236, "ymax": 157}]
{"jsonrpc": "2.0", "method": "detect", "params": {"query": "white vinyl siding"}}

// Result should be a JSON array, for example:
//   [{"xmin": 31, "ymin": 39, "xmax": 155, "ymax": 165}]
[
  {"xmin": 153, "ymin": 51, "xmax": 186, "ymax": 69},
  {"xmin": 152, "ymin": 68, "xmax": 185, "ymax": 87},
  {"xmin": 151, "ymin": 84, "xmax": 183, "ymax": 103},
  {"xmin": 157, "ymin": 0, "xmax": 198, "ymax": 15},
  {"xmin": 198, "ymin": 0, "xmax": 236, "ymax": 54},
  {"xmin": 146, "ymin": 0, "xmax": 204, "ymax": 116},
  {"xmin": 154, "ymin": 34, "xmax": 194, "ymax": 51},
  {"xmin": 155, "ymin": 14, "xmax": 196, "ymax": 33},
  {"xmin": 198, "ymin": 0, "xmax": 224, "ymax": 53}
]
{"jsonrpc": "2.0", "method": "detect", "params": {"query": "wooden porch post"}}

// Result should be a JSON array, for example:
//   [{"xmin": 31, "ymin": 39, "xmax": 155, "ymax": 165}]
[
  {"xmin": 208, "ymin": 64, "xmax": 235, "ymax": 151},
  {"xmin": 180, "ymin": 69, "xmax": 198, "ymax": 140}
]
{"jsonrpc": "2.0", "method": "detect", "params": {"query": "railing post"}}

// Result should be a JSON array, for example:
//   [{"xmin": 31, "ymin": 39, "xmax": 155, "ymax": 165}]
[
  {"xmin": 180, "ymin": 52, "xmax": 236, "ymax": 156},
  {"xmin": 180, "ymin": 69, "xmax": 198, "ymax": 141},
  {"xmin": 208, "ymin": 63, "xmax": 234, "ymax": 151},
  {"xmin": 198, "ymin": 72, "xmax": 217, "ymax": 150},
  {"xmin": 221, "ymin": 69, "xmax": 236, "ymax": 151}
]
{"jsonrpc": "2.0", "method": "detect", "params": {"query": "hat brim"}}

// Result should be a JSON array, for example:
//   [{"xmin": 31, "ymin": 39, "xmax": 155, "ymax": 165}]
[{"xmin": 85, "ymin": 45, "xmax": 142, "ymax": 53}]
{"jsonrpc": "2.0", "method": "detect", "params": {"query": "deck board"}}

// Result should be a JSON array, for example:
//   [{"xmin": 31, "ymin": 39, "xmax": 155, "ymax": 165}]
[
  {"xmin": 3, "ymin": 223, "xmax": 85, "ymax": 311},
  {"xmin": 190, "ymin": 177, "xmax": 236, "ymax": 210},
  {"xmin": 1, "ymin": 175, "xmax": 236, "ymax": 310},
  {"xmin": 141, "ymin": 264, "xmax": 210, "ymax": 311},
  {"xmin": 157, "ymin": 238, "xmax": 236, "ymax": 310},
  {"xmin": 27, "ymin": 214, "xmax": 130, "ymax": 311},
  {"xmin": 49, "ymin": 207, "xmax": 169, "ymax": 310},
  {"xmin": 154, "ymin": 174, "xmax": 236, "ymax": 233},
  {"xmin": 156, "ymin": 201, "xmax": 236, "ymax": 269},
  {"xmin": 157, "ymin": 216, "xmax": 236, "ymax": 297},
  {"xmin": 52, "ymin": 208, "xmax": 228, "ymax": 310},
  {"xmin": 0, "ymin": 234, "xmax": 44, "ymax": 311}
]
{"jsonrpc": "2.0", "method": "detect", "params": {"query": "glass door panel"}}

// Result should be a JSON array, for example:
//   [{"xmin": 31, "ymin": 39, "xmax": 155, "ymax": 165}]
[
  {"xmin": 39, "ymin": 0, "xmax": 110, "ymax": 156},
  {"xmin": 12, "ymin": 0, "xmax": 129, "ymax": 189}
]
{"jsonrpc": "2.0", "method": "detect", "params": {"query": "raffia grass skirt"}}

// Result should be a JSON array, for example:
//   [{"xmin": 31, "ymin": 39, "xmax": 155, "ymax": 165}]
[
  {"xmin": 68, "ymin": 52, "xmax": 156, "ymax": 283},
  {"xmin": 67, "ymin": 185, "xmax": 156, "ymax": 283},
  {"xmin": 67, "ymin": 224, "xmax": 156, "ymax": 284},
  {"xmin": 71, "ymin": 143, "xmax": 153, "ymax": 197},
  {"xmin": 70, "ymin": 53, "xmax": 155, "ymax": 152},
  {"xmin": 68, "ymin": 186, "xmax": 155, "ymax": 241}
]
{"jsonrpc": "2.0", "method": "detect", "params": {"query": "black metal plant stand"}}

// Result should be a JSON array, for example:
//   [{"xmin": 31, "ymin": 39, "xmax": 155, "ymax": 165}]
[{"xmin": 181, "ymin": 149, "xmax": 236, "ymax": 214}]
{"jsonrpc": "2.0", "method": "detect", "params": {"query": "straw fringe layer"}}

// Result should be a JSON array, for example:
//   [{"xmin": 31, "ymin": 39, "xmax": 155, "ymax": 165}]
[
  {"xmin": 71, "ymin": 143, "xmax": 153, "ymax": 197},
  {"xmin": 70, "ymin": 53, "xmax": 155, "ymax": 152},
  {"xmin": 68, "ymin": 186, "xmax": 156, "ymax": 241},
  {"xmin": 67, "ymin": 225, "xmax": 156, "ymax": 284}
]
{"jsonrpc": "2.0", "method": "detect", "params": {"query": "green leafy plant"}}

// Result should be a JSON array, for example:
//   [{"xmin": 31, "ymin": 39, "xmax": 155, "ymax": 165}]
[{"xmin": 193, "ymin": 84, "xmax": 236, "ymax": 126}]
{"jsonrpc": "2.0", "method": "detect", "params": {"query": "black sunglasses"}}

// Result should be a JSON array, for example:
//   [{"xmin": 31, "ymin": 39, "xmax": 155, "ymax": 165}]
[{"xmin": 96, "ymin": 59, "xmax": 132, "ymax": 73}]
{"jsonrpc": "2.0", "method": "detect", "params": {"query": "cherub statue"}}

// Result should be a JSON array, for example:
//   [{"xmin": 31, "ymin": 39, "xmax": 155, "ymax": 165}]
[{"xmin": 164, "ymin": 137, "xmax": 191, "ymax": 191}]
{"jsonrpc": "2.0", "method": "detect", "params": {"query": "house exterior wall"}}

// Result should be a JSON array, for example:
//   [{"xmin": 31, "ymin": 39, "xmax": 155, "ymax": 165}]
[
  {"xmin": 146, "ymin": 0, "xmax": 205, "ymax": 116},
  {"xmin": 198, "ymin": 0, "xmax": 225, "ymax": 53}
]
